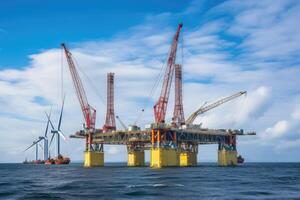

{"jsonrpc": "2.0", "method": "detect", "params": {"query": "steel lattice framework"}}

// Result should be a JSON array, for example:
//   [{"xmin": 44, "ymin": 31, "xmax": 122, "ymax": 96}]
[
  {"xmin": 71, "ymin": 127, "xmax": 255, "ymax": 148},
  {"xmin": 173, "ymin": 64, "xmax": 185, "ymax": 126},
  {"xmin": 103, "ymin": 73, "xmax": 116, "ymax": 132}
]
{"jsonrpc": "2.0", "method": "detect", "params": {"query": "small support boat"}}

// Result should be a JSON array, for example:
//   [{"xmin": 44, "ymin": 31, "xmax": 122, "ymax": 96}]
[
  {"xmin": 45, "ymin": 158, "xmax": 55, "ymax": 165},
  {"xmin": 237, "ymin": 155, "xmax": 244, "ymax": 164},
  {"xmin": 54, "ymin": 154, "xmax": 70, "ymax": 165}
]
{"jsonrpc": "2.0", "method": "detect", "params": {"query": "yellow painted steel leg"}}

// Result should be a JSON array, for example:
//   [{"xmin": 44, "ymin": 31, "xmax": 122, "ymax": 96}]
[
  {"xmin": 84, "ymin": 151, "xmax": 104, "ymax": 167},
  {"xmin": 150, "ymin": 147, "xmax": 179, "ymax": 168},
  {"xmin": 218, "ymin": 149, "xmax": 237, "ymax": 166},
  {"xmin": 179, "ymin": 151, "xmax": 197, "ymax": 167},
  {"xmin": 128, "ymin": 150, "xmax": 145, "ymax": 167}
]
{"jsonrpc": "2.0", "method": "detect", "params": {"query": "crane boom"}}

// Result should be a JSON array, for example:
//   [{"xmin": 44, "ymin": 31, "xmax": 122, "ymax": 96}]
[
  {"xmin": 186, "ymin": 91, "xmax": 247, "ymax": 125},
  {"xmin": 154, "ymin": 23, "xmax": 183, "ymax": 123},
  {"xmin": 61, "ymin": 43, "xmax": 96, "ymax": 130},
  {"xmin": 116, "ymin": 115, "xmax": 127, "ymax": 130}
]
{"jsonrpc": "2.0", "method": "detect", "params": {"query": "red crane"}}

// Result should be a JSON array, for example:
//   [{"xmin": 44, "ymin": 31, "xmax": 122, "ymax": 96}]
[
  {"xmin": 154, "ymin": 23, "xmax": 183, "ymax": 123},
  {"xmin": 61, "ymin": 43, "xmax": 96, "ymax": 151}
]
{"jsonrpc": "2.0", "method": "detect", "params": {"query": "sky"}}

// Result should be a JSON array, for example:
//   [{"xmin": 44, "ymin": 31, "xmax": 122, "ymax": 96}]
[{"xmin": 0, "ymin": 0, "xmax": 300, "ymax": 163}]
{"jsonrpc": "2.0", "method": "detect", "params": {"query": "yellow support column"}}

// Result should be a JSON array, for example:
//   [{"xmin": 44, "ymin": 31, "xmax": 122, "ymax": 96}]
[
  {"xmin": 218, "ymin": 149, "xmax": 237, "ymax": 166},
  {"xmin": 128, "ymin": 150, "xmax": 145, "ymax": 167},
  {"xmin": 150, "ymin": 147, "xmax": 179, "ymax": 168},
  {"xmin": 179, "ymin": 151, "xmax": 197, "ymax": 167},
  {"xmin": 84, "ymin": 151, "xmax": 104, "ymax": 167}
]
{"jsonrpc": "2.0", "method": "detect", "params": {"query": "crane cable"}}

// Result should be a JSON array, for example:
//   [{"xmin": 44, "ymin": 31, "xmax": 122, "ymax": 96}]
[
  {"xmin": 61, "ymin": 33, "xmax": 182, "ymax": 127},
  {"xmin": 62, "ymin": 48, "xmax": 139, "ymax": 130},
  {"xmin": 61, "ymin": 47, "xmax": 64, "ymax": 103},
  {"xmin": 233, "ymin": 92, "xmax": 247, "ymax": 127},
  {"xmin": 72, "ymin": 56, "xmax": 128, "ymax": 122},
  {"xmin": 60, "ymin": 48, "xmax": 70, "ymax": 158},
  {"xmin": 72, "ymin": 55, "xmax": 106, "ymax": 106},
  {"xmin": 134, "ymin": 28, "xmax": 185, "ymax": 125},
  {"xmin": 133, "ymin": 49, "xmax": 169, "ymax": 125}
]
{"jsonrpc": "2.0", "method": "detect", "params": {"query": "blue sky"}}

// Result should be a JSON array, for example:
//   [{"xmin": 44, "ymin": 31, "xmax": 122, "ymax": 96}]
[
  {"xmin": 0, "ymin": 0, "xmax": 190, "ymax": 67},
  {"xmin": 1, "ymin": 0, "xmax": 300, "ymax": 162}
]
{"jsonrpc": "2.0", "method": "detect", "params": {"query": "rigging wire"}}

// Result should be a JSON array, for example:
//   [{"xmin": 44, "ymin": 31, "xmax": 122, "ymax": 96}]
[
  {"xmin": 133, "ymin": 55, "xmax": 168, "ymax": 125},
  {"xmin": 61, "ymin": 49, "xmax": 128, "ymax": 130},
  {"xmin": 60, "ymin": 48, "xmax": 74, "ymax": 158},
  {"xmin": 181, "ymin": 27, "xmax": 184, "ymax": 67},
  {"xmin": 180, "ymin": 28, "xmax": 184, "ymax": 108},
  {"xmin": 68, "ymin": 52, "xmax": 127, "ymax": 128},
  {"xmin": 61, "ymin": 36, "xmax": 176, "ymax": 126},
  {"xmin": 233, "ymin": 92, "xmax": 247, "ymax": 127},
  {"xmin": 72, "ymin": 55, "xmax": 106, "ymax": 106},
  {"xmin": 61, "ymin": 47, "xmax": 64, "ymax": 104},
  {"xmin": 134, "ymin": 27, "xmax": 184, "ymax": 125},
  {"xmin": 181, "ymin": 28, "xmax": 185, "ymax": 103}
]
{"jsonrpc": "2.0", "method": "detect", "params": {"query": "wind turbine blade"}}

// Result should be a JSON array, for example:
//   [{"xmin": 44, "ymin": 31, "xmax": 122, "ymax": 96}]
[
  {"xmin": 58, "ymin": 95, "xmax": 65, "ymax": 131},
  {"xmin": 45, "ymin": 111, "xmax": 56, "ymax": 131},
  {"xmin": 23, "ymin": 138, "xmax": 42, "ymax": 152},
  {"xmin": 44, "ymin": 107, "xmax": 52, "ymax": 137},
  {"xmin": 57, "ymin": 130, "xmax": 66, "ymax": 140},
  {"xmin": 49, "ymin": 133, "xmax": 56, "ymax": 147},
  {"xmin": 23, "ymin": 143, "xmax": 36, "ymax": 152},
  {"xmin": 39, "ymin": 143, "xmax": 44, "ymax": 150}
]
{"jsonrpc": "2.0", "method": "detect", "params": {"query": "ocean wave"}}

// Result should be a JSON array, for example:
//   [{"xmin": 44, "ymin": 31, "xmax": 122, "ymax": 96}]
[{"xmin": 127, "ymin": 183, "xmax": 184, "ymax": 188}]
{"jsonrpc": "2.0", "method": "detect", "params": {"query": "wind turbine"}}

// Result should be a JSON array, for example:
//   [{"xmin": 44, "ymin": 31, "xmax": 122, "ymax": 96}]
[
  {"xmin": 23, "ymin": 108, "xmax": 52, "ymax": 161},
  {"xmin": 42, "ymin": 110, "xmax": 51, "ymax": 160},
  {"xmin": 46, "ymin": 96, "xmax": 67, "ymax": 157},
  {"xmin": 23, "ymin": 136, "xmax": 44, "ymax": 161}
]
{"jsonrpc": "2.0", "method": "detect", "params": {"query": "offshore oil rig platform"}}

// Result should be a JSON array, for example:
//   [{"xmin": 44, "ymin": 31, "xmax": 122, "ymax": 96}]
[{"xmin": 63, "ymin": 23, "xmax": 255, "ymax": 168}]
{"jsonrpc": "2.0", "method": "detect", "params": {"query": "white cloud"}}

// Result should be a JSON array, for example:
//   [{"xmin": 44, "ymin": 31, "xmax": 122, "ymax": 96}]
[
  {"xmin": 189, "ymin": 86, "xmax": 271, "ymax": 129},
  {"xmin": 219, "ymin": 0, "xmax": 300, "ymax": 61},
  {"xmin": 260, "ymin": 101, "xmax": 300, "ymax": 146},
  {"xmin": 264, "ymin": 120, "xmax": 289, "ymax": 139}
]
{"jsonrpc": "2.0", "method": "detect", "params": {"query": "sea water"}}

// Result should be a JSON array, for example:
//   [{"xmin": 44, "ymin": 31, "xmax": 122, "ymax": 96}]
[{"xmin": 0, "ymin": 163, "xmax": 299, "ymax": 199}]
